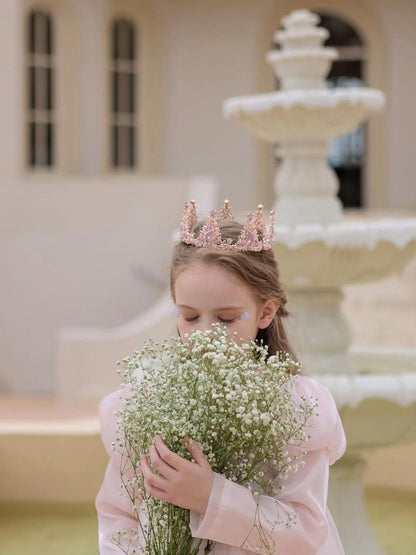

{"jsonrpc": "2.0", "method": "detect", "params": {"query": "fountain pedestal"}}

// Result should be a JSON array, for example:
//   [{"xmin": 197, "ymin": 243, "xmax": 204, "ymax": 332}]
[
  {"xmin": 274, "ymin": 143, "xmax": 342, "ymax": 224},
  {"xmin": 285, "ymin": 288, "xmax": 354, "ymax": 375},
  {"xmin": 329, "ymin": 456, "xmax": 383, "ymax": 555}
]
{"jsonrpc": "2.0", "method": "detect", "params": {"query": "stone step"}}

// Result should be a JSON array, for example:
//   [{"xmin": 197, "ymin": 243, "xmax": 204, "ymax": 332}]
[{"xmin": 0, "ymin": 396, "xmax": 106, "ymax": 503}]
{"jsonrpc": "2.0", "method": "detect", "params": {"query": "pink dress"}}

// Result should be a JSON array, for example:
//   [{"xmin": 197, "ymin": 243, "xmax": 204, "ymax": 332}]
[{"xmin": 96, "ymin": 375, "xmax": 346, "ymax": 554}]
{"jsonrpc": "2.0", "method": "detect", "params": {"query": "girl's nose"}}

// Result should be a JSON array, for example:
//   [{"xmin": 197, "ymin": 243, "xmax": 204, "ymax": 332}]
[{"xmin": 194, "ymin": 318, "xmax": 214, "ymax": 332}]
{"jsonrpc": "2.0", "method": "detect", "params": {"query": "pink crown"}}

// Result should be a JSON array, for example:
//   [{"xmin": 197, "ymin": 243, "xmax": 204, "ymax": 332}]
[{"xmin": 179, "ymin": 200, "xmax": 275, "ymax": 251}]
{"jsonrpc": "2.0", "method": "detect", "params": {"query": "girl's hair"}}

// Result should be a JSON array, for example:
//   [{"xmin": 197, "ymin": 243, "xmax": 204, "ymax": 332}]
[{"xmin": 170, "ymin": 219, "xmax": 299, "ymax": 369}]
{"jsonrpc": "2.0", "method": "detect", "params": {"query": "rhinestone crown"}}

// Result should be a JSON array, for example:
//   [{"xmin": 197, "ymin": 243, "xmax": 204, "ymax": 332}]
[{"xmin": 179, "ymin": 200, "xmax": 275, "ymax": 251}]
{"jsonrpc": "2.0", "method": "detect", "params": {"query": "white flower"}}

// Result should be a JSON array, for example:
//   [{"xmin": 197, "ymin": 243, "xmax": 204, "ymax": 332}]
[{"xmin": 260, "ymin": 413, "xmax": 271, "ymax": 426}]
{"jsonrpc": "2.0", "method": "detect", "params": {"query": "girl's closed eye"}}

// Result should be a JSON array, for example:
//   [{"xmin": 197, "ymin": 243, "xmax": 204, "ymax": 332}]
[
  {"xmin": 184, "ymin": 315, "xmax": 199, "ymax": 322},
  {"xmin": 183, "ymin": 316, "xmax": 236, "ymax": 323},
  {"xmin": 218, "ymin": 317, "xmax": 236, "ymax": 324},
  {"xmin": 182, "ymin": 314, "xmax": 237, "ymax": 324}
]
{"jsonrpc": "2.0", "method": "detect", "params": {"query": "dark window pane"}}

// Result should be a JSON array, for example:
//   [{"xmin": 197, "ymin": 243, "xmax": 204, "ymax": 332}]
[
  {"xmin": 28, "ymin": 11, "xmax": 53, "ymax": 54},
  {"xmin": 328, "ymin": 60, "xmax": 362, "ymax": 80},
  {"xmin": 336, "ymin": 167, "xmax": 362, "ymax": 207},
  {"xmin": 112, "ymin": 72, "xmax": 135, "ymax": 114},
  {"xmin": 35, "ymin": 123, "xmax": 48, "ymax": 166},
  {"xmin": 28, "ymin": 12, "xmax": 36, "ymax": 54},
  {"xmin": 35, "ymin": 12, "xmax": 48, "ymax": 54},
  {"xmin": 27, "ymin": 66, "xmax": 54, "ymax": 115},
  {"xmin": 112, "ymin": 125, "xmax": 118, "ymax": 166},
  {"xmin": 329, "ymin": 125, "xmax": 364, "ymax": 168},
  {"xmin": 117, "ymin": 72, "xmax": 130, "ymax": 113},
  {"xmin": 46, "ymin": 13, "xmax": 53, "ymax": 54},
  {"xmin": 118, "ymin": 21, "xmax": 127, "ymax": 59},
  {"xmin": 318, "ymin": 14, "xmax": 364, "ymax": 46},
  {"xmin": 129, "ymin": 24, "xmax": 136, "ymax": 60},
  {"xmin": 118, "ymin": 126, "xmax": 129, "ymax": 167},
  {"xmin": 112, "ymin": 71, "xmax": 118, "ymax": 112},
  {"xmin": 29, "ymin": 122, "xmax": 36, "ymax": 166},
  {"xmin": 112, "ymin": 20, "xmax": 119, "ymax": 59},
  {"xmin": 115, "ymin": 19, "xmax": 135, "ymax": 60},
  {"xmin": 129, "ymin": 72, "xmax": 135, "ymax": 113},
  {"xmin": 33, "ymin": 67, "xmax": 49, "ymax": 110},
  {"xmin": 135, "ymin": 125, "xmax": 139, "ymax": 168},
  {"xmin": 47, "ymin": 123, "xmax": 54, "ymax": 166},
  {"xmin": 113, "ymin": 125, "xmax": 135, "ymax": 168},
  {"xmin": 118, "ymin": 21, "xmax": 129, "ymax": 60},
  {"xmin": 47, "ymin": 67, "xmax": 53, "ymax": 110},
  {"xmin": 29, "ymin": 66, "xmax": 36, "ymax": 109},
  {"xmin": 129, "ymin": 126, "xmax": 135, "ymax": 167}
]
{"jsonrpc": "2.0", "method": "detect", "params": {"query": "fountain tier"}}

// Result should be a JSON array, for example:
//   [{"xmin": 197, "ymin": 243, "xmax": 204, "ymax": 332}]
[
  {"xmin": 224, "ymin": 9, "xmax": 385, "ymax": 225},
  {"xmin": 224, "ymin": 89, "xmax": 384, "ymax": 142}
]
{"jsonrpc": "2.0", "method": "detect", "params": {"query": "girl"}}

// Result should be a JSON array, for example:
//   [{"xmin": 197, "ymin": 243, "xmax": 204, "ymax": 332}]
[{"xmin": 96, "ymin": 201, "xmax": 346, "ymax": 554}]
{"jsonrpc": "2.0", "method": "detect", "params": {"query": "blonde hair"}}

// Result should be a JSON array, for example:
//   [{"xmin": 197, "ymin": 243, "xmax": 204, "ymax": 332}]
[{"xmin": 170, "ymin": 220, "xmax": 299, "ymax": 368}]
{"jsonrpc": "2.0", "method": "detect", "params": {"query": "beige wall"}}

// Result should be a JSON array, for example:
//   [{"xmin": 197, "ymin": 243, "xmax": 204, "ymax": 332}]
[
  {"xmin": 156, "ymin": 0, "xmax": 264, "ymax": 209},
  {"xmin": 0, "ymin": 177, "xmax": 189, "ymax": 395},
  {"xmin": 0, "ymin": 0, "xmax": 24, "ymax": 177},
  {"xmin": 376, "ymin": 0, "xmax": 416, "ymax": 207}
]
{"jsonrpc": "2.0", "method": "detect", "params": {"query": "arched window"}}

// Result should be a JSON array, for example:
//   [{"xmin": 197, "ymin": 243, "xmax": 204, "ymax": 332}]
[
  {"xmin": 27, "ymin": 9, "xmax": 55, "ymax": 168},
  {"xmin": 318, "ymin": 13, "xmax": 366, "ymax": 208},
  {"xmin": 110, "ymin": 18, "xmax": 138, "ymax": 169}
]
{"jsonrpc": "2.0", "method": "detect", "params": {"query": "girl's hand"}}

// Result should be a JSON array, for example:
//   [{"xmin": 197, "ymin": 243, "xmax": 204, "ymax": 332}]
[{"xmin": 139, "ymin": 435, "xmax": 214, "ymax": 515}]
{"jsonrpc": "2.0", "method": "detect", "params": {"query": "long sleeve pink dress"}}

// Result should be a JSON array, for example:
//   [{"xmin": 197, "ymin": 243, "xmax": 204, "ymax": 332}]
[{"xmin": 95, "ymin": 375, "xmax": 346, "ymax": 554}]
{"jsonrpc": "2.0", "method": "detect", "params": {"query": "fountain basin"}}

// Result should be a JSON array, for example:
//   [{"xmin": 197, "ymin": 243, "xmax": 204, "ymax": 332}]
[
  {"xmin": 318, "ymin": 372, "xmax": 416, "ymax": 449},
  {"xmin": 223, "ymin": 89, "xmax": 385, "ymax": 142},
  {"xmin": 274, "ymin": 219, "xmax": 416, "ymax": 288}
]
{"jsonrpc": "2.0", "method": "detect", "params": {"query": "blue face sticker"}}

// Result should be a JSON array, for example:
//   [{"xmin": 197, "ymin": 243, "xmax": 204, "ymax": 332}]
[
  {"xmin": 241, "ymin": 311, "xmax": 249, "ymax": 321},
  {"xmin": 174, "ymin": 306, "xmax": 179, "ymax": 316}
]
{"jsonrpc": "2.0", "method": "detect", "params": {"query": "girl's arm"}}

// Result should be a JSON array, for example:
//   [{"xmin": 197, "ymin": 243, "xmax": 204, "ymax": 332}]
[
  {"xmin": 95, "ymin": 389, "xmax": 142, "ymax": 554},
  {"xmin": 189, "ymin": 376, "xmax": 346, "ymax": 555}
]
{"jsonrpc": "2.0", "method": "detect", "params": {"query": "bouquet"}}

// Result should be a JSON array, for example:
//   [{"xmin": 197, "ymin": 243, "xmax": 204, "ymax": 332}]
[{"xmin": 111, "ymin": 324, "xmax": 317, "ymax": 554}]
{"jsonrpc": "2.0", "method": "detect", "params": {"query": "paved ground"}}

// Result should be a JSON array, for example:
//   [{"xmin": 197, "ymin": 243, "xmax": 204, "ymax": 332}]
[{"xmin": 0, "ymin": 488, "xmax": 414, "ymax": 554}]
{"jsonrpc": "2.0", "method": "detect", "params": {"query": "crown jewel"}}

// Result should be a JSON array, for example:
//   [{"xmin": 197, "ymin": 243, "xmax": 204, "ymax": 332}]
[{"xmin": 179, "ymin": 200, "xmax": 275, "ymax": 251}]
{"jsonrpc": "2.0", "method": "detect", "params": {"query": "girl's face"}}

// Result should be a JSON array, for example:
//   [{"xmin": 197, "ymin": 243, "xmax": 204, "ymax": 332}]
[{"xmin": 174, "ymin": 261, "xmax": 279, "ymax": 345}]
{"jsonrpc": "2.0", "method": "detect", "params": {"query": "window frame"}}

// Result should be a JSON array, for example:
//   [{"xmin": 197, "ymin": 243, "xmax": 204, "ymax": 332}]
[
  {"xmin": 109, "ymin": 16, "xmax": 140, "ymax": 170},
  {"xmin": 25, "ymin": 7, "xmax": 56, "ymax": 170}
]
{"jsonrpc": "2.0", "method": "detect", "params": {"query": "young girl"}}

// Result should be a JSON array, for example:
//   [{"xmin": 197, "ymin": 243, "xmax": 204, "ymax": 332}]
[{"xmin": 96, "ymin": 201, "xmax": 346, "ymax": 554}]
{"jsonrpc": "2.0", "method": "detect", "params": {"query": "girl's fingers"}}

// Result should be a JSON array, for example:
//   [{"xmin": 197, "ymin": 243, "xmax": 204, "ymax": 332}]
[
  {"xmin": 183, "ymin": 436, "xmax": 208, "ymax": 467},
  {"xmin": 140, "ymin": 454, "xmax": 169, "ymax": 493},
  {"xmin": 144, "ymin": 481, "xmax": 167, "ymax": 501},
  {"xmin": 149, "ymin": 444, "xmax": 176, "ymax": 479},
  {"xmin": 153, "ymin": 435, "xmax": 186, "ymax": 470}
]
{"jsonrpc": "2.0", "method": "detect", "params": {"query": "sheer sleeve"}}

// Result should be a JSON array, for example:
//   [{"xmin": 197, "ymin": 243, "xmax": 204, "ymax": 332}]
[
  {"xmin": 189, "ymin": 376, "xmax": 346, "ymax": 554},
  {"xmin": 95, "ymin": 389, "xmax": 142, "ymax": 554}
]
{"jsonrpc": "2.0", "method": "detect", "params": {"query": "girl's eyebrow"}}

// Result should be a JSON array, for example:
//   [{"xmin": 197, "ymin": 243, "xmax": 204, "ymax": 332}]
[{"xmin": 177, "ymin": 304, "xmax": 244, "ymax": 311}]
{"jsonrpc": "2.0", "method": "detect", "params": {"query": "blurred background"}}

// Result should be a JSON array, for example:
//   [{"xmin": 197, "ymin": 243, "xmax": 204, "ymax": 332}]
[{"xmin": 0, "ymin": 0, "xmax": 415, "ymax": 553}]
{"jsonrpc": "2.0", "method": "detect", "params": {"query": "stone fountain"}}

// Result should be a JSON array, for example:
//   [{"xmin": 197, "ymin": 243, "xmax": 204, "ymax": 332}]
[{"xmin": 224, "ymin": 9, "xmax": 416, "ymax": 555}]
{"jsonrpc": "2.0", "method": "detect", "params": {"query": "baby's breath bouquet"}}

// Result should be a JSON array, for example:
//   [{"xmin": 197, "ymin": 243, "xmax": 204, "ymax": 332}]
[{"xmin": 111, "ymin": 324, "xmax": 317, "ymax": 555}]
